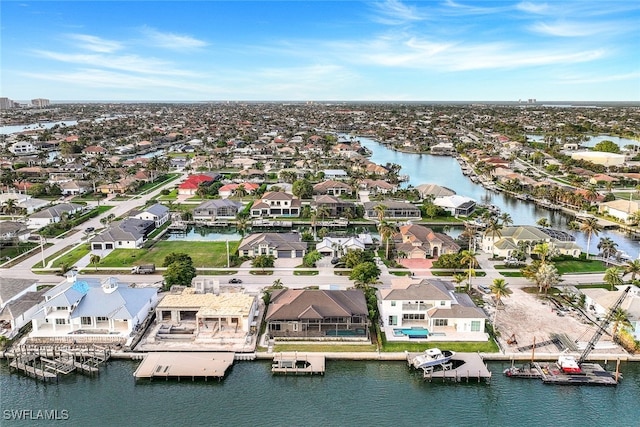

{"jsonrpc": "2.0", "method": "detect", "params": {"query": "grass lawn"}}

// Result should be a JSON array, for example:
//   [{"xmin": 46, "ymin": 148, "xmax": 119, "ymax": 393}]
[
  {"xmin": 382, "ymin": 340, "xmax": 498, "ymax": 353},
  {"xmin": 391, "ymin": 271, "xmax": 412, "ymax": 276},
  {"xmin": 293, "ymin": 270, "xmax": 319, "ymax": 276},
  {"xmin": 99, "ymin": 241, "xmax": 240, "ymax": 267},
  {"xmin": 157, "ymin": 189, "xmax": 178, "ymax": 201},
  {"xmin": 250, "ymin": 270, "xmax": 274, "ymax": 275},
  {"xmin": 432, "ymin": 271, "xmax": 486, "ymax": 277},
  {"xmin": 51, "ymin": 244, "xmax": 91, "ymax": 268},
  {"xmin": 555, "ymin": 259, "xmax": 606, "ymax": 274},
  {"xmin": 500, "ymin": 272, "xmax": 523, "ymax": 277},
  {"xmin": 0, "ymin": 243, "xmax": 38, "ymax": 259}
]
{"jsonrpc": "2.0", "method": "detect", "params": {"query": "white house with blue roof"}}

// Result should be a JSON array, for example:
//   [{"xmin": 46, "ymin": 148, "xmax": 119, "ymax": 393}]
[{"xmin": 30, "ymin": 273, "xmax": 158, "ymax": 342}]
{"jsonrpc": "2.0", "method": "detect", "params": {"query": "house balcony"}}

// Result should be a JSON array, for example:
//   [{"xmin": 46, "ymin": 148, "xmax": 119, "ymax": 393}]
[{"xmin": 401, "ymin": 303, "xmax": 432, "ymax": 311}]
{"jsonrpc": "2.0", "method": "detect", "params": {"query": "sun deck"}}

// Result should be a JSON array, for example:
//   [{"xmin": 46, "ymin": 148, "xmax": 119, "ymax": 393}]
[
  {"xmin": 408, "ymin": 352, "xmax": 492, "ymax": 383},
  {"xmin": 271, "ymin": 353, "xmax": 325, "ymax": 375},
  {"xmin": 133, "ymin": 352, "xmax": 235, "ymax": 380}
]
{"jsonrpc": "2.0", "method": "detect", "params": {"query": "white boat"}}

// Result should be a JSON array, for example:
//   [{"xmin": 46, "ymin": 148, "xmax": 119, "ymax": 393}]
[{"xmin": 410, "ymin": 348, "xmax": 455, "ymax": 370}]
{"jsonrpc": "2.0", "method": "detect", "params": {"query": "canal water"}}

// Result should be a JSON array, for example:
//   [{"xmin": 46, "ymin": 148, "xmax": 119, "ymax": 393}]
[
  {"xmin": 1, "ymin": 359, "xmax": 638, "ymax": 426},
  {"xmin": 356, "ymin": 136, "xmax": 640, "ymax": 258}
]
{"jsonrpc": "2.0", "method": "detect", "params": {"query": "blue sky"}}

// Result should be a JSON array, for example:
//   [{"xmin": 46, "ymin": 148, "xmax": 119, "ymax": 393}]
[{"xmin": 2, "ymin": 1, "xmax": 639, "ymax": 102}]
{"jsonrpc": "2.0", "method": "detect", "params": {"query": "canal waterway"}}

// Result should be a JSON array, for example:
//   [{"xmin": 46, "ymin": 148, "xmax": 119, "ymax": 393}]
[
  {"xmin": 356, "ymin": 136, "xmax": 640, "ymax": 259},
  {"xmin": 1, "ymin": 359, "xmax": 638, "ymax": 426}
]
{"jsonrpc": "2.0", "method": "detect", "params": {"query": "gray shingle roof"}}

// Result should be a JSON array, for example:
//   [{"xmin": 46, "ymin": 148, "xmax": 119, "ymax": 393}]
[{"xmin": 266, "ymin": 289, "xmax": 368, "ymax": 321}]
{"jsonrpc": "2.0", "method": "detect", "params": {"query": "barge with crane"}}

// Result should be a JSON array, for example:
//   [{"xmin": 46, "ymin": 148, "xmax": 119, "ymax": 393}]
[{"xmin": 504, "ymin": 286, "xmax": 630, "ymax": 386}]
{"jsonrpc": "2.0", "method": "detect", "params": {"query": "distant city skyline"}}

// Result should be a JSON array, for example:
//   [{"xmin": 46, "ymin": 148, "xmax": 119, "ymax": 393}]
[{"xmin": 2, "ymin": 1, "xmax": 639, "ymax": 102}]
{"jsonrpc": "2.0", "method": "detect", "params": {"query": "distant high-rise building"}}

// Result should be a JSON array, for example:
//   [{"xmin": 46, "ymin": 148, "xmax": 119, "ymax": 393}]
[
  {"xmin": 31, "ymin": 98, "xmax": 50, "ymax": 108},
  {"xmin": 0, "ymin": 97, "xmax": 15, "ymax": 110}
]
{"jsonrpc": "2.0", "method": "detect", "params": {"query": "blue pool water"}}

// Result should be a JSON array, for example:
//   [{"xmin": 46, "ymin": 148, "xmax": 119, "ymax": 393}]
[{"xmin": 393, "ymin": 327, "xmax": 429, "ymax": 338}]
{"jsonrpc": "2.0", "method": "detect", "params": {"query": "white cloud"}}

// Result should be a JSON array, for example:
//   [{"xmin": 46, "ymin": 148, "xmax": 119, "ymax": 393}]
[
  {"xmin": 32, "ymin": 50, "xmax": 200, "ymax": 77},
  {"xmin": 530, "ymin": 21, "xmax": 619, "ymax": 37},
  {"xmin": 67, "ymin": 34, "xmax": 122, "ymax": 53},
  {"xmin": 370, "ymin": 0, "xmax": 427, "ymax": 25},
  {"xmin": 556, "ymin": 71, "xmax": 640, "ymax": 84},
  {"xmin": 516, "ymin": 2, "xmax": 550, "ymax": 15},
  {"xmin": 140, "ymin": 26, "xmax": 208, "ymax": 50}
]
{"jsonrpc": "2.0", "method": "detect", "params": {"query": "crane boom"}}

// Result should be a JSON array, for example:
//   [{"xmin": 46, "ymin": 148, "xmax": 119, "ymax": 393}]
[{"xmin": 578, "ymin": 286, "xmax": 630, "ymax": 365}]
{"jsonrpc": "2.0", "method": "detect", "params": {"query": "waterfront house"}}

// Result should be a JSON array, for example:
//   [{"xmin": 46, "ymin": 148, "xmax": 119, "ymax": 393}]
[
  {"xmin": 433, "ymin": 195, "xmax": 476, "ymax": 217},
  {"xmin": 315, "ymin": 236, "xmax": 367, "ymax": 258},
  {"xmin": 250, "ymin": 191, "xmax": 301, "ymax": 218},
  {"xmin": 377, "ymin": 278, "xmax": 487, "ymax": 341},
  {"xmin": 313, "ymin": 180, "xmax": 353, "ymax": 196},
  {"xmin": 9, "ymin": 141, "xmax": 37, "ymax": 155},
  {"xmin": 155, "ymin": 287, "xmax": 258, "ymax": 336},
  {"xmin": 481, "ymin": 225, "xmax": 582, "ymax": 258},
  {"xmin": 392, "ymin": 224, "xmax": 460, "ymax": 258},
  {"xmin": 363, "ymin": 200, "xmax": 421, "ymax": 220},
  {"xmin": 0, "ymin": 277, "xmax": 43, "ymax": 338},
  {"xmin": 178, "ymin": 174, "xmax": 217, "ymax": 196},
  {"xmin": 415, "ymin": 183, "xmax": 456, "ymax": 199},
  {"xmin": 59, "ymin": 180, "xmax": 91, "ymax": 196},
  {"xmin": 322, "ymin": 169, "xmax": 349, "ymax": 180},
  {"xmin": 30, "ymin": 274, "xmax": 158, "ymax": 342},
  {"xmin": 358, "ymin": 179, "xmax": 397, "ymax": 195},
  {"xmin": 265, "ymin": 289, "xmax": 369, "ymax": 340},
  {"xmin": 131, "ymin": 203, "xmax": 170, "ymax": 228},
  {"xmin": 218, "ymin": 182, "xmax": 259, "ymax": 199},
  {"xmin": 193, "ymin": 199, "xmax": 244, "ymax": 222},
  {"xmin": 0, "ymin": 221, "xmax": 31, "ymax": 243},
  {"xmin": 26, "ymin": 202, "xmax": 84, "ymax": 230},
  {"xmin": 312, "ymin": 195, "xmax": 356, "ymax": 218},
  {"xmin": 238, "ymin": 232, "xmax": 307, "ymax": 259},
  {"xmin": 89, "ymin": 219, "xmax": 152, "ymax": 251},
  {"xmin": 598, "ymin": 199, "xmax": 640, "ymax": 224}
]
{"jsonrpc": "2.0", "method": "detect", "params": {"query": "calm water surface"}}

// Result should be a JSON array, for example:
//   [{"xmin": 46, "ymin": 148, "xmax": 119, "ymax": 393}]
[
  {"xmin": 357, "ymin": 136, "xmax": 640, "ymax": 258},
  {"xmin": 1, "ymin": 359, "xmax": 638, "ymax": 427}
]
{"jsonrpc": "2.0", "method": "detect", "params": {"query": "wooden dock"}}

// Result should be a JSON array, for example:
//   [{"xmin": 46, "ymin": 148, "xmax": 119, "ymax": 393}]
[
  {"xmin": 409, "ymin": 353, "xmax": 492, "ymax": 383},
  {"xmin": 133, "ymin": 352, "xmax": 235, "ymax": 381},
  {"xmin": 271, "ymin": 353, "xmax": 325, "ymax": 375}
]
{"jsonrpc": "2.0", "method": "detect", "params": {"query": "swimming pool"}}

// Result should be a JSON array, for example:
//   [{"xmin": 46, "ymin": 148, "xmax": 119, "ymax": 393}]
[{"xmin": 393, "ymin": 327, "xmax": 429, "ymax": 338}]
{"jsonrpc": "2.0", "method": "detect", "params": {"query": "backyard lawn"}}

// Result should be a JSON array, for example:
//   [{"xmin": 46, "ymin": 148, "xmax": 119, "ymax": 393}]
[
  {"xmin": 555, "ymin": 259, "xmax": 606, "ymax": 274},
  {"xmin": 99, "ymin": 241, "xmax": 240, "ymax": 267}
]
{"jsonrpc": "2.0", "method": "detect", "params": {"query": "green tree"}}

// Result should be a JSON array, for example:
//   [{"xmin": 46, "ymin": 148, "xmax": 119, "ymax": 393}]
[
  {"xmin": 611, "ymin": 308, "xmax": 632, "ymax": 342},
  {"xmin": 597, "ymin": 237, "xmax": 618, "ymax": 264},
  {"xmin": 89, "ymin": 254, "xmax": 101, "ymax": 271},
  {"xmin": 603, "ymin": 266, "xmax": 624, "ymax": 291},
  {"xmin": 623, "ymin": 259, "xmax": 640, "ymax": 282},
  {"xmin": 343, "ymin": 249, "xmax": 369, "ymax": 268},
  {"xmin": 593, "ymin": 140, "xmax": 621, "ymax": 154},
  {"xmin": 163, "ymin": 259, "xmax": 197, "ymax": 290},
  {"xmin": 536, "ymin": 217, "xmax": 550, "ymax": 227},
  {"xmin": 292, "ymin": 179, "xmax": 313, "ymax": 199},
  {"xmin": 302, "ymin": 250, "xmax": 322, "ymax": 267},
  {"xmin": 484, "ymin": 218, "xmax": 503, "ymax": 258},
  {"xmin": 163, "ymin": 252, "xmax": 192, "ymax": 267},
  {"xmin": 460, "ymin": 250, "xmax": 478, "ymax": 291},
  {"xmin": 349, "ymin": 261, "xmax": 381, "ymax": 287},
  {"xmin": 534, "ymin": 262, "xmax": 561, "ymax": 294},
  {"xmin": 452, "ymin": 273, "xmax": 466, "ymax": 291},
  {"xmin": 373, "ymin": 203, "xmax": 387, "ymax": 223},
  {"xmin": 378, "ymin": 221, "xmax": 397, "ymax": 260},
  {"xmin": 579, "ymin": 217, "xmax": 602, "ymax": 259},
  {"xmin": 490, "ymin": 278, "xmax": 512, "ymax": 327},
  {"xmin": 252, "ymin": 254, "xmax": 275, "ymax": 271}
]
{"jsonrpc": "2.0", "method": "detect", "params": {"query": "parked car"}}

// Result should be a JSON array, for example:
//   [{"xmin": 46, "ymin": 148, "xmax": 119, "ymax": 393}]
[
  {"xmin": 84, "ymin": 227, "xmax": 95, "ymax": 233},
  {"xmin": 229, "ymin": 278, "xmax": 243, "ymax": 284},
  {"xmin": 478, "ymin": 285, "xmax": 491, "ymax": 294}
]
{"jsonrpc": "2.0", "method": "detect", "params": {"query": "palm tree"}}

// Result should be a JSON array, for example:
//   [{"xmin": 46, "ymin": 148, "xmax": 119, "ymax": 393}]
[
  {"xmin": 452, "ymin": 273, "xmax": 466, "ymax": 291},
  {"xmin": 610, "ymin": 308, "xmax": 632, "ymax": 342},
  {"xmin": 603, "ymin": 267, "xmax": 624, "ymax": 291},
  {"xmin": 234, "ymin": 184, "xmax": 247, "ymax": 201},
  {"xmin": 484, "ymin": 218, "xmax": 503, "ymax": 258},
  {"xmin": 373, "ymin": 203, "xmax": 387, "ymax": 223},
  {"xmin": 378, "ymin": 221, "xmax": 397, "ymax": 260},
  {"xmin": 579, "ymin": 217, "xmax": 602, "ymax": 260},
  {"xmin": 534, "ymin": 262, "xmax": 561, "ymax": 294},
  {"xmin": 499, "ymin": 212, "xmax": 513, "ymax": 227},
  {"xmin": 597, "ymin": 237, "xmax": 618, "ymax": 264},
  {"xmin": 623, "ymin": 259, "xmax": 640, "ymax": 282},
  {"xmin": 536, "ymin": 217, "xmax": 550, "ymax": 228},
  {"xmin": 460, "ymin": 250, "xmax": 478, "ymax": 291},
  {"xmin": 532, "ymin": 242, "xmax": 557, "ymax": 264},
  {"xmin": 490, "ymin": 278, "xmax": 512, "ymax": 328},
  {"xmin": 89, "ymin": 254, "xmax": 101, "ymax": 271}
]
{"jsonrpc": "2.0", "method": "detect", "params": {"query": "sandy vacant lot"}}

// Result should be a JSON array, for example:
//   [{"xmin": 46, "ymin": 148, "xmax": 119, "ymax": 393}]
[{"xmin": 487, "ymin": 287, "xmax": 623, "ymax": 357}]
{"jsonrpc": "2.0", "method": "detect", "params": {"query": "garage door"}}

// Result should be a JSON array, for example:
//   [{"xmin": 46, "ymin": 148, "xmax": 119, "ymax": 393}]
[{"xmin": 278, "ymin": 250, "xmax": 292, "ymax": 258}]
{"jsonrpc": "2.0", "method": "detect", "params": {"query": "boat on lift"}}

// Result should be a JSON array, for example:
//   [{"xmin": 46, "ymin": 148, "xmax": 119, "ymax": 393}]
[{"xmin": 410, "ymin": 348, "xmax": 455, "ymax": 370}]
